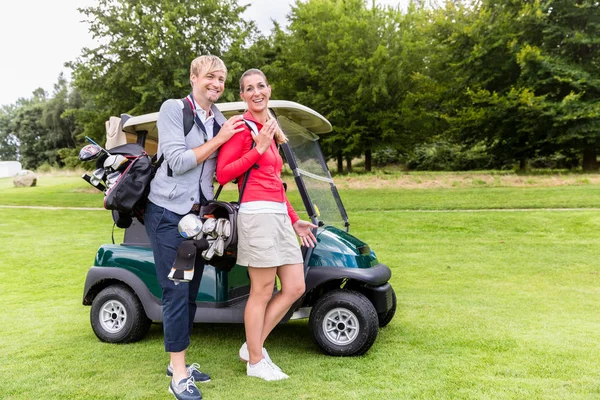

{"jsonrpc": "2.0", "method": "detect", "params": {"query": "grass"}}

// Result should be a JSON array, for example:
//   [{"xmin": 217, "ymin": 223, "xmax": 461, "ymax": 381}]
[{"xmin": 1, "ymin": 173, "xmax": 599, "ymax": 399}]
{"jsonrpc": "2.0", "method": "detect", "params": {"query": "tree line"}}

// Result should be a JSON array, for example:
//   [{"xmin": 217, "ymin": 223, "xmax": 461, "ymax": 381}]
[{"xmin": 1, "ymin": 0, "xmax": 598, "ymax": 173}]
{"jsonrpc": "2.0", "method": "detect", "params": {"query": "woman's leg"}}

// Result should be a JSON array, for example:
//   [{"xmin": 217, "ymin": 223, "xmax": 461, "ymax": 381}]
[
  {"xmin": 245, "ymin": 267, "xmax": 278, "ymax": 364},
  {"xmin": 260, "ymin": 263, "xmax": 306, "ymax": 345}
]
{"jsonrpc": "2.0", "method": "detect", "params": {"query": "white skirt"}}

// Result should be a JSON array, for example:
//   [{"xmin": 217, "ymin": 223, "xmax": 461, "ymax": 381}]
[{"xmin": 236, "ymin": 213, "xmax": 303, "ymax": 268}]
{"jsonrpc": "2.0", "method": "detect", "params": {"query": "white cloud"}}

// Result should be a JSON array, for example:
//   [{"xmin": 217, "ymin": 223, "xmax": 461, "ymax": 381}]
[{"xmin": 0, "ymin": 0, "xmax": 409, "ymax": 106}]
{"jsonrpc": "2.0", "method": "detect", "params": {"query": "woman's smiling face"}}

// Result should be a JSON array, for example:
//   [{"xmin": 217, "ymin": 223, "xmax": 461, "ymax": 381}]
[{"xmin": 240, "ymin": 73, "xmax": 271, "ymax": 114}]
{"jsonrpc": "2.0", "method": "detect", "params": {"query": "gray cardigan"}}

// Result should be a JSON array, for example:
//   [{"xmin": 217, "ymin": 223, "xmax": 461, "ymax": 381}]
[{"xmin": 148, "ymin": 98, "xmax": 226, "ymax": 215}]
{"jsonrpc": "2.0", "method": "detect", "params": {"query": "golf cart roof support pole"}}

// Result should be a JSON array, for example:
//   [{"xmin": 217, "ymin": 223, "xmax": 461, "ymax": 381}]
[{"xmin": 330, "ymin": 184, "xmax": 350, "ymax": 232}]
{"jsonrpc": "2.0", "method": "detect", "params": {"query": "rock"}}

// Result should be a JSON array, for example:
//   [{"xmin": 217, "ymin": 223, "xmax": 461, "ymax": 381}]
[{"xmin": 13, "ymin": 170, "xmax": 37, "ymax": 187}]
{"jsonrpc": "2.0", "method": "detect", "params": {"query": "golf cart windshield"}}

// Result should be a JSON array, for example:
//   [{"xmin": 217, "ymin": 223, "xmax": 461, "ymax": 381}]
[{"xmin": 278, "ymin": 116, "xmax": 349, "ymax": 232}]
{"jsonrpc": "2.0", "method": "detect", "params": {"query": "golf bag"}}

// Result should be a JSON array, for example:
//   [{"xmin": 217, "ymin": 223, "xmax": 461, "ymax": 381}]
[
  {"xmin": 104, "ymin": 97, "xmax": 198, "ymax": 228},
  {"xmin": 101, "ymin": 143, "xmax": 154, "ymax": 227}
]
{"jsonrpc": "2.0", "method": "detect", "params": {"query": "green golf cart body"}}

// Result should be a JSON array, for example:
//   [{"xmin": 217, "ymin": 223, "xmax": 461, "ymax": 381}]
[{"xmin": 82, "ymin": 100, "xmax": 396, "ymax": 356}]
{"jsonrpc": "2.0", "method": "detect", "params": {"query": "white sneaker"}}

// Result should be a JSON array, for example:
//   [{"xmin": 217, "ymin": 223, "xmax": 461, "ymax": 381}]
[
  {"xmin": 246, "ymin": 359, "xmax": 288, "ymax": 381},
  {"xmin": 239, "ymin": 342, "xmax": 284, "ymax": 373}
]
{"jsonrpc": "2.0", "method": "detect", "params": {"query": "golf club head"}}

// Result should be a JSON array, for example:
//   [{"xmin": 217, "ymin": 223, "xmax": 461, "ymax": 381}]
[
  {"xmin": 79, "ymin": 144, "xmax": 102, "ymax": 161},
  {"xmin": 194, "ymin": 232, "xmax": 205, "ymax": 241},
  {"xmin": 85, "ymin": 136, "xmax": 111, "ymax": 156},
  {"xmin": 82, "ymin": 173, "xmax": 106, "ymax": 192},
  {"xmin": 89, "ymin": 173, "xmax": 102, "ymax": 187},
  {"xmin": 202, "ymin": 241, "xmax": 216, "ymax": 260},
  {"xmin": 103, "ymin": 154, "xmax": 128, "ymax": 171},
  {"xmin": 217, "ymin": 218, "xmax": 231, "ymax": 238},
  {"xmin": 213, "ymin": 237, "xmax": 225, "ymax": 257},
  {"xmin": 178, "ymin": 214, "xmax": 204, "ymax": 239},
  {"xmin": 202, "ymin": 218, "xmax": 218, "ymax": 238},
  {"xmin": 92, "ymin": 167, "xmax": 106, "ymax": 181},
  {"xmin": 106, "ymin": 171, "xmax": 121, "ymax": 189}
]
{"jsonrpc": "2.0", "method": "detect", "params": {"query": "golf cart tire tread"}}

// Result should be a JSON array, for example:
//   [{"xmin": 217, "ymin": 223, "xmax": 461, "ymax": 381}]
[
  {"xmin": 309, "ymin": 289, "xmax": 379, "ymax": 356},
  {"xmin": 90, "ymin": 284, "xmax": 151, "ymax": 343},
  {"xmin": 378, "ymin": 288, "xmax": 396, "ymax": 327}
]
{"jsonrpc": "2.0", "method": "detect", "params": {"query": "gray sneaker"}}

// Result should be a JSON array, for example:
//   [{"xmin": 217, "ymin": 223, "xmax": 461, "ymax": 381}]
[{"xmin": 168, "ymin": 377, "xmax": 202, "ymax": 400}]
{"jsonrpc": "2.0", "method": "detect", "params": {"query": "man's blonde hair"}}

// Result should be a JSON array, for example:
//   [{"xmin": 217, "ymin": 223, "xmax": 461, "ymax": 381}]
[{"xmin": 190, "ymin": 55, "xmax": 227, "ymax": 80}]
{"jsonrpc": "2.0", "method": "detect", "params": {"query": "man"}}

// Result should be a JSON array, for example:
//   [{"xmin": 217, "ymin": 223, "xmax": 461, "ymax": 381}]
[{"xmin": 144, "ymin": 55, "xmax": 245, "ymax": 400}]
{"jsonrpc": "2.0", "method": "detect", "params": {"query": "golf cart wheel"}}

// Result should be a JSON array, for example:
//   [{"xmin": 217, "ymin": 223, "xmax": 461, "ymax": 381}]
[
  {"xmin": 378, "ymin": 288, "xmax": 397, "ymax": 327},
  {"xmin": 309, "ymin": 289, "xmax": 379, "ymax": 356},
  {"xmin": 90, "ymin": 284, "xmax": 151, "ymax": 343}
]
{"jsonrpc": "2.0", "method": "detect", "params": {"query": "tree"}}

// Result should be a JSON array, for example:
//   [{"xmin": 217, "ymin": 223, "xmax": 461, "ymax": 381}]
[
  {"xmin": 522, "ymin": 0, "xmax": 600, "ymax": 170},
  {"xmin": 40, "ymin": 74, "xmax": 84, "ymax": 166},
  {"xmin": 11, "ymin": 89, "xmax": 51, "ymax": 169},
  {"xmin": 0, "ymin": 105, "xmax": 19, "ymax": 161},
  {"xmin": 435, "ymin": 0, "xmax": 600, "ymax": 171},
  {"xmin": 269, "ymin": 0, "xmax": 403, "ymax": 172},
  {"xmin": 68, "ymin": 0, "xmax": 257, "ymax": 143}
]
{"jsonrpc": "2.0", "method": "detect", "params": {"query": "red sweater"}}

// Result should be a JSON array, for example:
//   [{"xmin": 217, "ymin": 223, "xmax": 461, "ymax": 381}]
[{"xmin": 216, "ymin": 112, "xmax": 299, "ymax": 224}]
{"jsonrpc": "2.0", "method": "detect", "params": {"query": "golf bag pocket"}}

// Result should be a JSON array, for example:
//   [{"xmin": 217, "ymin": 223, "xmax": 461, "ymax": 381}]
[
  {"xmin": 104, "ymin": 149, "xmax": 154, "ymax": 216},
  {"xmin": 198, "ymin": 200, "xmax": 239, "ymax": 271}
]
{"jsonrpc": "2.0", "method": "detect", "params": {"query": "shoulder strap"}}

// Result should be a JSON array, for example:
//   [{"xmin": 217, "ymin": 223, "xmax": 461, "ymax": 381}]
[
  {"xmin": 214, "ymin": 120, "xmax": 258, "ymax": 202},
  {"xmin": 244, "ymin": 119, "xmax": 259, "ymax": 137},
  {"xmin": 162, "ymin": 98, "xmax": 195, "ymax": 177},
  {"xmin": 182, "ymin": 97, "xmax": 195, "ymax": 137}
]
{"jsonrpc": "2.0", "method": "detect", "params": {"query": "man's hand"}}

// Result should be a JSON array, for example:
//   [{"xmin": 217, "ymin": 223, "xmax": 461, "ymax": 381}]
[
  {"xmin": 192, "ymin": 115, "xmax": 244, "ymax": 164},
  {"xmin": 218, "ymin": 115, "xmax": 246, "ymax": 143}
]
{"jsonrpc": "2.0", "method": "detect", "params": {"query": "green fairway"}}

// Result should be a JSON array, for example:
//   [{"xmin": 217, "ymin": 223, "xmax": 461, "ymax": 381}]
[{"xmin": 0, "ymin": 174, "xmax": 599, "ymax": 399}]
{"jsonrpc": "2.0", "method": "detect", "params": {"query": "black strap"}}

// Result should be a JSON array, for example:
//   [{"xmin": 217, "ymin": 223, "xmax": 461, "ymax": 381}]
[
  {"xmin": 166, "ymin": 98, "xmax": 221, "ymax": 177},
  {"xmin": 214, "ymin": 126, "xmax": 258, "ymax": 202},
  {"xmin": 182, "ymin": 97, "xmax": 195, "ymax": 137},
  {"xmin": 155, "ymin": 98, "xmax": 194, "ymax": 176}
]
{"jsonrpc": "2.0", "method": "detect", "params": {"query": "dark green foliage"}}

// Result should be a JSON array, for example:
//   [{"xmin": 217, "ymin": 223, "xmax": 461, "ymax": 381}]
[
  {"xmin": 267, "ymin": 0, "xmax": 424, "ymax": 172},
  {"xmin": 67, "ymin": 0, "xmax": 256, "ymax": 143},
  {"xmin": 2, "ymin": 0, "xmax": 599, "ymax": 172},
  {"xmin": 0, "ymin": 105, "xmax": 19, "ymax": 161},
  {"xmin": 436, "ymin": 0, "xmax": 600, "ymax": 171}
]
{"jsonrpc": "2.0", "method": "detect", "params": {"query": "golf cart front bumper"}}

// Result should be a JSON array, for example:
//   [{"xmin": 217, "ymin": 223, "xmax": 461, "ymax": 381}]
[{"xmin": 305, "ymin": 263, "xmax": 393, "ymax": 314}]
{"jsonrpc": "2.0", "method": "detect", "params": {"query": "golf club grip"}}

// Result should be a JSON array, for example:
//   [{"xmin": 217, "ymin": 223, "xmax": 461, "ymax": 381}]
[{"xmin": 82, "ymin": 173, "xmax": 106, "ymax": 192}]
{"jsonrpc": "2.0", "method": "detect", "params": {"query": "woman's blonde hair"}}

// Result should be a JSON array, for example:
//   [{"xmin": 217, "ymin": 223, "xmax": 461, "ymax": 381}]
[
  {"xmin": 190, "ymin": 55, "xmax": 227, "ymax": 82},
  {"xmin": 239, "ymin": 68, "xmax": 287, "ymax": 144}
]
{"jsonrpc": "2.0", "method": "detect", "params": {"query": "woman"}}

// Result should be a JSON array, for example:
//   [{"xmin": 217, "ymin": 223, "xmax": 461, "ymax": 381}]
[
  {"xmin": 145, "ymin": 55, "xmax": 245, "ymax": 400},
  {"xmin": 216, "ymin": 69, "xmax": 317, "ymax": 381}
]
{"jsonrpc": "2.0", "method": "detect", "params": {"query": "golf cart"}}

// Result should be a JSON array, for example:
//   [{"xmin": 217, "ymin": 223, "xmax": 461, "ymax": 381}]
[{"xmin": 82, "ymin": 101, "xmax": 396, "ymax": 356}]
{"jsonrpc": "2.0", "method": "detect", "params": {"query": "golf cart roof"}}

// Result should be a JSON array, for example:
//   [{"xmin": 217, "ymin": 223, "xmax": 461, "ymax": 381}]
[{"xmin": 121, "ymin": 100, "xmax": 332, "ymax": 144}]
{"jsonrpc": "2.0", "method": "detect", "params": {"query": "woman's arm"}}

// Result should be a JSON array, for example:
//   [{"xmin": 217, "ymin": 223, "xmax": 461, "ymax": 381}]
[{"xmin": 285, "ymin": 197, "xmax": 299, "ymax": 225}]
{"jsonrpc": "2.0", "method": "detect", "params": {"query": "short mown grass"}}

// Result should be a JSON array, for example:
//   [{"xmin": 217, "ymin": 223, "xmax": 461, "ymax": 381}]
[{"xmin": 0, "ymin": 174, "xmax": 599, "ymax": 399}]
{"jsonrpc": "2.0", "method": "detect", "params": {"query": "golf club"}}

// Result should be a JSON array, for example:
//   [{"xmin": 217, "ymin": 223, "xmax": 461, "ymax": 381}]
[
  {"xmin": 85, "ymin": 136, "xmax": 112, "ymax": 156},
  {"xmin": 103, "ymin": 154, "xmax": 129, "ymax": 171},
  {"xmin": 79, "ymin": 144, "xmax": 103, "ymax": 161},
  {"xmin": 82, "ymin": 173, "xmax": 106, "ymax": 192}
]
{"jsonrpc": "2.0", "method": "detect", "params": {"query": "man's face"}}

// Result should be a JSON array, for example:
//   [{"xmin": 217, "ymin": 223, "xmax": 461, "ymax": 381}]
[{"xmin": 191, "ymin": 69, "xmax": 226, "ymax": 106}]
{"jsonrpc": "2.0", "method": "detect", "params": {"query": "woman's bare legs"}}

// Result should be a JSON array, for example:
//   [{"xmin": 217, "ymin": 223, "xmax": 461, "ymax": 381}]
[
  {"xmin": 260, "ymin": 263, "xmax": 305, "ymax": 346},
  {"xmin": 245, "ymin": 267, "xmax": 278, "ymax": 364}
]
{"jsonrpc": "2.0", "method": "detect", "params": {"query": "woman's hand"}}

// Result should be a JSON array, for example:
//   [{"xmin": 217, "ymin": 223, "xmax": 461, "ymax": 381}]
[
  {"xmin": 253, "ymin": 119, "xmax": 277, "ymax": 154},
  {"xmin": 293, "ymin": 219, "xmax": 318, "ymax": 248}
]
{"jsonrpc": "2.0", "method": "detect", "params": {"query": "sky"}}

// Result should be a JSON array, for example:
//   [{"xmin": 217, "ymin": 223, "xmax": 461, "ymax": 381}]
[{"xmin": 0, "ymin": 0, "xmax": 407, "ymax": 107}]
